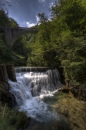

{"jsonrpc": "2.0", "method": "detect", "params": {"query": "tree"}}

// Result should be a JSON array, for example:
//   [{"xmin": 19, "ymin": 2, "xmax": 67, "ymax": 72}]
[
  {"xmin": 0, "ymin": 9, "xmax": 10, "ymax": 27},
  {"xmin": 9, "ymin": 18, "xmax": 19, "ymax": 27},
  {"xmin": 50, "ymin": 0, "xmax": 86, "ymax": 85},
  {"xmin": 38, "ymin": 13, "xmax": 48, "ymax": 24}
]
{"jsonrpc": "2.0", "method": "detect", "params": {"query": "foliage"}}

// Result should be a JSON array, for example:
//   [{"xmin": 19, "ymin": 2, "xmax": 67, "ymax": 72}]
[
  {"xmin": 9, "ymin": 18, "xmax": 19, "ymax": 27},
  {"xmin": 0, "ymin": 39, "xmax": 14, "ymax": 64},
  {"xmin": 50, "ymin": 0, "xmax": 86, "ymax": 85},
  {"xmin": 0, "ymin": 0, "xmax": 86, "ymax": 85},
  {"xmin": 0, "ymin": 9, "xmax": 25, "ymax": 65},
  {"xmin": 0, "ymin": 10, "xmax": 10, "ymax": 27},
  {"xmin": 26, "ymin": 0, "xmax": 86, "ymax": 86},
  {"xmin": 0, "ymin": 103, "xmax": 30, "ymax": 130}
]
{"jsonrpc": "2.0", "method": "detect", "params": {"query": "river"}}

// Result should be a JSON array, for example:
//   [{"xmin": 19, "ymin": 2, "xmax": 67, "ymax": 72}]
[{"xmin": 9, "ymin": 67, "xmax": 71, "ymax": 130}]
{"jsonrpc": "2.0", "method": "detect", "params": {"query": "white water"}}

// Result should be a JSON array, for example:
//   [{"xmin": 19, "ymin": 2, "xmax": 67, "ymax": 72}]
[{"xmin": 9, "ymin": 69, "xmax": 62, "ymax": 122}]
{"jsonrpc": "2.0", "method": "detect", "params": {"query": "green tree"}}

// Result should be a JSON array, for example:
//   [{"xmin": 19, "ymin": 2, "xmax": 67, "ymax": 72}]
[
  {"xmin": 0, "ymin": 9, "xmax": 10, "ymax": 27},
  {"xmin": 9, "ymin": 18, "xmax": 18, "ymax": 27},
  {"xmin": 50, "ymin": 0, "xmax": 86, "ymax": 85}
]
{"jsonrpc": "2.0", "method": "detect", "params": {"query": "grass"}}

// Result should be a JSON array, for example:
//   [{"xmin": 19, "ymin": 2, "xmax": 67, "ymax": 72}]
[
  {"xmin": 0, "ymin": 102, "xmax": 31, "ymax": 130},
  {"xmin": 52, "ymin": 92, "xmax": 86, "ymax": 130},
  {"xmin": 0, "ymin": 89, "xmax": 86, "ymax": 130}
]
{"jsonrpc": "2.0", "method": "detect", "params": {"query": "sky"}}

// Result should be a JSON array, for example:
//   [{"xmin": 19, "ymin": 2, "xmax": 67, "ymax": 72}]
[{"xmin": 0, "ymin": 0, "xmax": 57, "ymax": 27}]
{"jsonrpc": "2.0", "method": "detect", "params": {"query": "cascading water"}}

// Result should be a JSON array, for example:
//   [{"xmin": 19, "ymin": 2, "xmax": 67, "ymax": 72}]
[{"xmin": 9, "ymin": 68, "xmax": 62, "ymax": 122}]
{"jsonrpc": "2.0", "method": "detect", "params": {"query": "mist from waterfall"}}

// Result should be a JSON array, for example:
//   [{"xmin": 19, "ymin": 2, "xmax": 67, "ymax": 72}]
[{"xmin": 9, "ymin": 68, "xmax": 62, "ymax": 122}]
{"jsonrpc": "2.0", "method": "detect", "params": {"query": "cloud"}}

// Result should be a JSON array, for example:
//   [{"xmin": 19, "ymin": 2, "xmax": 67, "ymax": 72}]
[
  {"xmin": 0, "ymin": 0, "xmax": 13, "ymax": 9},
  {"xmin": 38, "ymin": 0, "xmax": 45, "ymax": 3},
  {"xmin": 0, "ymin": 0, "xmax": 13, "ymax": 5},
  {"xmin": 36, "ymin": 15, "xmax": 40, "ymax": 23},
  {"xmin": 5, "ymin": 0, "xmax": 13, "ymax": 4},
  {"xmin": 26, "ymin": 22, "xmax": 36, "ymax": 28},
  {"xmin": 49, "ymin": 2, "xmax": 54, "ymax": 8}
]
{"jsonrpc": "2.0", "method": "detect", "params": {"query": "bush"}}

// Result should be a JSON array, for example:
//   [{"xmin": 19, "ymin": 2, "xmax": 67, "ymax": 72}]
[{"xmin": 0, "ymin": 103, "xmax": 31, "ymax": 130}]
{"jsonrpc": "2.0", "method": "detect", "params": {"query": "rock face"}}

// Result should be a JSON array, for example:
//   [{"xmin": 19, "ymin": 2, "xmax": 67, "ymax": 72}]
[
  {"xmin": 0, "ymin": 82, "xmax": 13, "ymax": 107},
  {"xmin": 70, "ymin": 85, "xmax": 86, "ymax": 101},
  {"xmin": 0, "ymin": 64, "xmax": 16, "ymax": 82},
  {"xmin": 0, "ymin": 65, "xmax": 8, "ymax": 82},
  {"xmin": 6, "ymin": 65, "xmax": 16, "ymax": 82},
  {"xmin": 58, "ymin": 66, "xmax": 65, "ymax": 84},
  {"xmin": 0, "ymin": 64, "xmax": 16, "ymax": 106}
]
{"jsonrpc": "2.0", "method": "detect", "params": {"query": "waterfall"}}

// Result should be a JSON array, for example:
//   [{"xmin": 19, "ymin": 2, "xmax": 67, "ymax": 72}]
[{"xmin": 9, "ymin": 68, "xmax": 62, "ymax": 122}]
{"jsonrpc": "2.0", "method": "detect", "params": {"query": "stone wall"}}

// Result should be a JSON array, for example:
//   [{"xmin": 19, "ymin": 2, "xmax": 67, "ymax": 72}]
[{"xmin": 0, "ymin": 64, "xmax": 16, "ymax": 82}]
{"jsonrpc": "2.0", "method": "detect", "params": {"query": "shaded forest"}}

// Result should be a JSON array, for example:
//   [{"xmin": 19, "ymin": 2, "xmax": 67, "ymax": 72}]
[{"xmin": 0, "ymin": 0, "xmax": 86, "ymax": 88}]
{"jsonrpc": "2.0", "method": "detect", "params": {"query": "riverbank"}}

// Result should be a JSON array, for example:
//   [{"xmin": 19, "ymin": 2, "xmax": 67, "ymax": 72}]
[
  {"xmin": 0, "ymin": 102, "xmax": 31, "ymax": 130},
  {"xmin": 0, "ymin": 78, "xmax": 86, "ymax": 130},
  {"xmin": 0, "ymin": 91, "xmax": 86, "ymax": 130},
  {"xmin": 52, "ymin": 92, "xmax": 86, "ymax": 130}
]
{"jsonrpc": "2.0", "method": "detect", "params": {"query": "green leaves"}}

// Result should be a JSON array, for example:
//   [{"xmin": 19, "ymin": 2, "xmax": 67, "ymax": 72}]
[
  {"xmin": 38, "ymin": 13, "xmax": 48, "ymax": 24},
  {"xmin": 0, "ymin": 0, "xmax": 86, "ymax": 85},
  {"xmin": 49, "ymin": 0, "xmax": 86, "ymax": 85}
]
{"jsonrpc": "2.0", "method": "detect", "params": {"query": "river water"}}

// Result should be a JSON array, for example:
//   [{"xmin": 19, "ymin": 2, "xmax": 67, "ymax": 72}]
[{"xmin": 9, "ymin": 68, "xmax": 70, "ymax": 130}]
